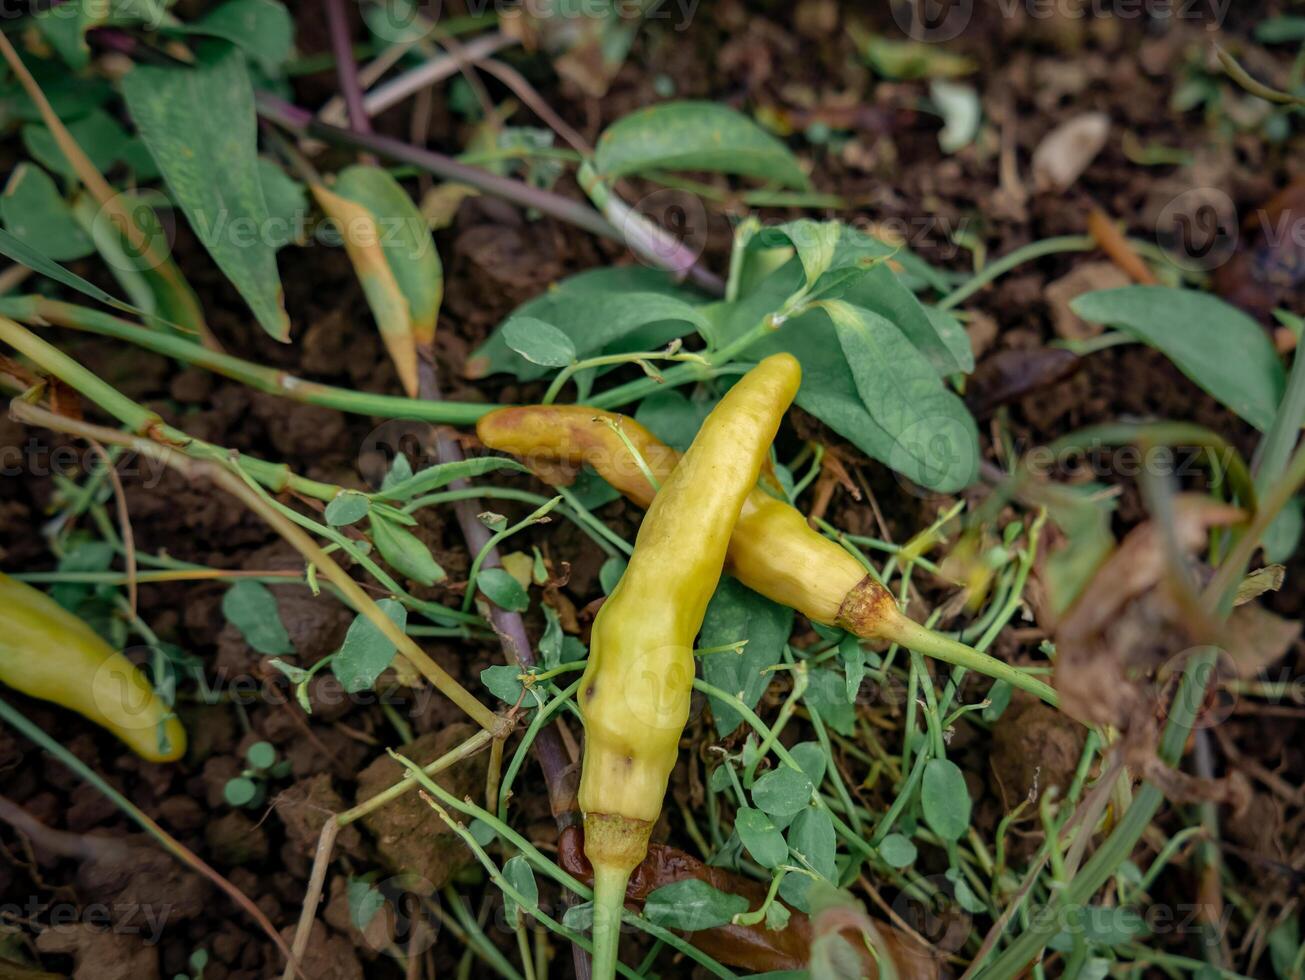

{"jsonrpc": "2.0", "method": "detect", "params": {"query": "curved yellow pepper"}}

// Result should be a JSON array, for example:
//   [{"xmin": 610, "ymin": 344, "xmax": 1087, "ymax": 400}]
[
  {"xmin": 564, "ymin": 354, "xmax": 800, "ymax": 977},
  {"xmin": 0, "ymin": 572, "xmax": 186, "ymax": 762}
]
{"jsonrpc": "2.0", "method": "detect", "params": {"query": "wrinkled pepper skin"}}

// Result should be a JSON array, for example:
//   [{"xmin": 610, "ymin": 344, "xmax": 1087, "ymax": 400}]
[
  {"xmin": 0, "ymin": 573, "xmax": 186, "ymax": 762},
  {"xmin": 478, "ymin": 404, "xmax": 873, "ymax": 627},
  {"xmin": 575, "ymin": 354, "xmax": 801, "ymax": 881}
]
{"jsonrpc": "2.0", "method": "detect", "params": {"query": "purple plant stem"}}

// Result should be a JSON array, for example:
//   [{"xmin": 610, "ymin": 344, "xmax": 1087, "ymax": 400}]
[
  {"xmin": 416, "ymin": 358, "xmax": 591, "ymax": 980},
  {"xmin": 256, "ymin": 92, "xmax": 725, "ymax": 296},
  {"xmin": 324, "ymin": 0, "xmax": 372, "ymax": 136}
]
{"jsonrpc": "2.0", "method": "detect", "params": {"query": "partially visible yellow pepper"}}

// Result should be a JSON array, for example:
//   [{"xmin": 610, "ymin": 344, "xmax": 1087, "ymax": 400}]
[
  {"xmin": 0, "ymin": 572, "xmax": 186, "ymax": 762},
  {"xmin": 568, "ymin": 354, "xmax": 801, "ymax": 979}
]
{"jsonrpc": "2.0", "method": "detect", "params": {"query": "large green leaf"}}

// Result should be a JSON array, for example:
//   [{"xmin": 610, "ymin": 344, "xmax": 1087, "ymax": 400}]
[
  {"xmin": 712, "ymin": 259, "xmax": 979, "ymax": 492},
  {"xmin": 120, "ymin": 44, "xmax": 290, "ymax": 340},
  {"xmin": 747, "ymin": 222, "xmax": 969, "ymax": 373},
  {"xmin": 1, "ymin": 165, "xmax": 94, "ymax": 261},
  {"xmin": 823, "ymin": 299, "xmax": 979, "ymax": 490},
  {"xmin": 699, "ymin": 576, "xmax": 794, "ymax": 737},
  {"xmin": 1072, "ymin": 286, "xmax": 1285, "ymax": 431},
  {"xmin": 594, "ymin": 101, "xmax": 810, "ymax": 190},
  {"xmin": 468, "ymin": 266, "xmax": 710, "ymax": 381}
]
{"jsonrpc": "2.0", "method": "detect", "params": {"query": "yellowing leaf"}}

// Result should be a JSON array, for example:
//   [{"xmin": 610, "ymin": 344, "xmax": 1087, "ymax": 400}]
[{"xmin": 312, "ymin": 183, "xmax": 418, "ymax": 397}]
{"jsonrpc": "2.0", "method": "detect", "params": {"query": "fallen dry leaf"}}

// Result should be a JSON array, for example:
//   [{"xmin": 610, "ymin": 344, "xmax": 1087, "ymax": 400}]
[
  {"xmin": 1053, "ymin": 495, "xmax": 1243, "ymax": 732},
  {"xmin": 1032, "ymin": 112, "xmax": 1110, "ymax": 192},
  {"xmin": 1044, "ymin": 261, "xmax": 1132, "ymax": 340}
]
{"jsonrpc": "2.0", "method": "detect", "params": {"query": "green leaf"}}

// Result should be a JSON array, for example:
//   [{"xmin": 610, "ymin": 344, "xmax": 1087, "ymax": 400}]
[
  {"xmin": 1256, "ymin": 15, "xmax": 1305, "ymax": 43},
  {"xmin": 1071, "ymin": 286, "xmax": 1285, "ymax": 431},
  {"xmin": 700, "ymin": 577, "xmax": 794, "ymax": 736},
  {"xmin": 921, "ymin": 758, "xmax": 971, "ymax": 842},
  {"xmin": 733, "ymin": 807, "xmax": 788, "ymax": 869},
  {"xmin": 22, "ymin": 109, "xmax": 128, "ymax": 181},
  {"xmin": 348, "ymin": 878, "xmax": 386, "ymax": 932},
  {"xmin": 33, "ymin": 4, "xmax": 103, "ymax": 70},
  {"xmin": 332, "ymin": 599, "xmax": 407, "ymax": 693},
  {"xmin": 120, "ymin": 44, "xmax": 291, "ymax": 341},
  {"xmin": 469, "ymin": 266, "xmax": 704, "ymax": 380},
  {"xmin": 477, "ymin": 567, "xmax": 529, "ymax": 612},
  {"xmin": 1, "ymin": 165, "xmax": 94, "ymax": 261},
  {"xmin": 788, "ymin": 741, "xmax": 828, "ymax": 789},
  {"xmin": 331, "ymin": 164, "xmax": 443, "ymax": 348},
  {"xmin": 599, "ymin": 556, "xmax": 627, "ymax": 595},
  {"xmin": 562, "ymin": 901, "xmax": 593, "ymax": 931},
  {"xmin": 222, "ymin": 580, "xmax": 293, "ymax": 655},
  {"xmin": 779, "ymin": 807, "xmax": 837, "ymax": 912},
  {"xmin": 370, "ymin": 513, "xmax": 445, "ymax": 586},
  {"xmin": 878, "ymin": 833, "xmax": 917, "ymax": 869},
  {"xmin": 478, "ymin": 294, "xmax": 708, "ymax": 381},
  {"xmin": 0, "ymin": 226, "xmax": 130, "ymax": 312},
  {"xmin": 751, "ymin": 765, "xmax": 814, "ymax": 819},
  {"xmin": 257, "ymin": 157, "xmax": 307, "ymax": 250},
  {"xmin": 468, "ymin": 818, "xmax": 496, "ymax": 846},
  {"xmin": 223, "ymin": 776, "xmax": 258, "ymax": 807},
  {"xmin": 378, "ymin": 457, "xmax": 528, "ymax": 502},
  {"xmin": 501, "ymin": 854, "xmax": 538, "ymax": 928},
  {"xmin": 502, "ymin": 316, "xmax": 577, "ymax": 368},
  {"xmin": 595, "ymin": 101, "xmax": 810, "ymax": 190},
  {"xmin": 165, "ymin": 0, "xmax": 296, "ymax": 75},
  {"xmin": 714, "ymin": 257, "xmax": 976, "ymax": 490},
  {"xmin": 480, "ymin": 664, "xmax": 544, "ymax": 708},
  {"xmin": 325, "ymin": 490, "xmax": 370, "ymax": 526},
  {"xmin": 823, "ymin": 299, "xmax": 979, "ymax": 491},
  {"xmin": 643, "ymin": 879, "xmax": 749, "ymax": 932},
  {"xmin": 246, "ymin": 740, "xmax": 277, "ymax": 769}
]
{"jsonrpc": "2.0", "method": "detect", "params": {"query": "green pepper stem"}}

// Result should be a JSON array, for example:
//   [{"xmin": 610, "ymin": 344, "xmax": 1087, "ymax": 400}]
[
  {"xmin": 878, "ymin": 612, "xmax": 1060, "ymax": 708},
  {"xmin": 590, "ymin": 864, "xmax": 631, "ymax": 980}
]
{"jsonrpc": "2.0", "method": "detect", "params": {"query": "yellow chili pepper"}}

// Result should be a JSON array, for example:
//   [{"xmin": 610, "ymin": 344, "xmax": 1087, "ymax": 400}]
[
  {"xmin": 571, "ymin": 353, "xmax": 801, "ymax": 978},
  {"xmin": 0, "ymin": 572, "xmax": 186, "ymax": 762},
  {"xmin": 480, "ymin": 404, "xmax": 876, "ymax": 627},
  {"xmin": 478, "ymin": 401, "xmax": 1060, "ymax": 708}
]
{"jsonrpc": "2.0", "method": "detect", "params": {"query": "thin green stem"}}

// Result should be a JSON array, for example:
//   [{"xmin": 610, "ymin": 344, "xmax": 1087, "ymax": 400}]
[
  {"xmin": 542, "ymin": 348, "xmax": 707, "ymax": 405},
  {"xmin": 0, "ymin": 298, "xmax": 495, "ymax": 425},
  {"xmin": 879, "ymin": 614, "xmax": 1059, "ymax": 707},
  {"xmin": 591, "ymin": 865, "xmax": 632, "ymax": 980},
  {"xmin": 936, "ymin": 236, "xmax": 1095, "ymax": 311}
]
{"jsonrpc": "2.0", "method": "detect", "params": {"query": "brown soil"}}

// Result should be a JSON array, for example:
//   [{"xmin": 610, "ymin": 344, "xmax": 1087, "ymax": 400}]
[{"xmin": 2, "ymin": 2, "xmax": 1303, "ymax": 978}]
